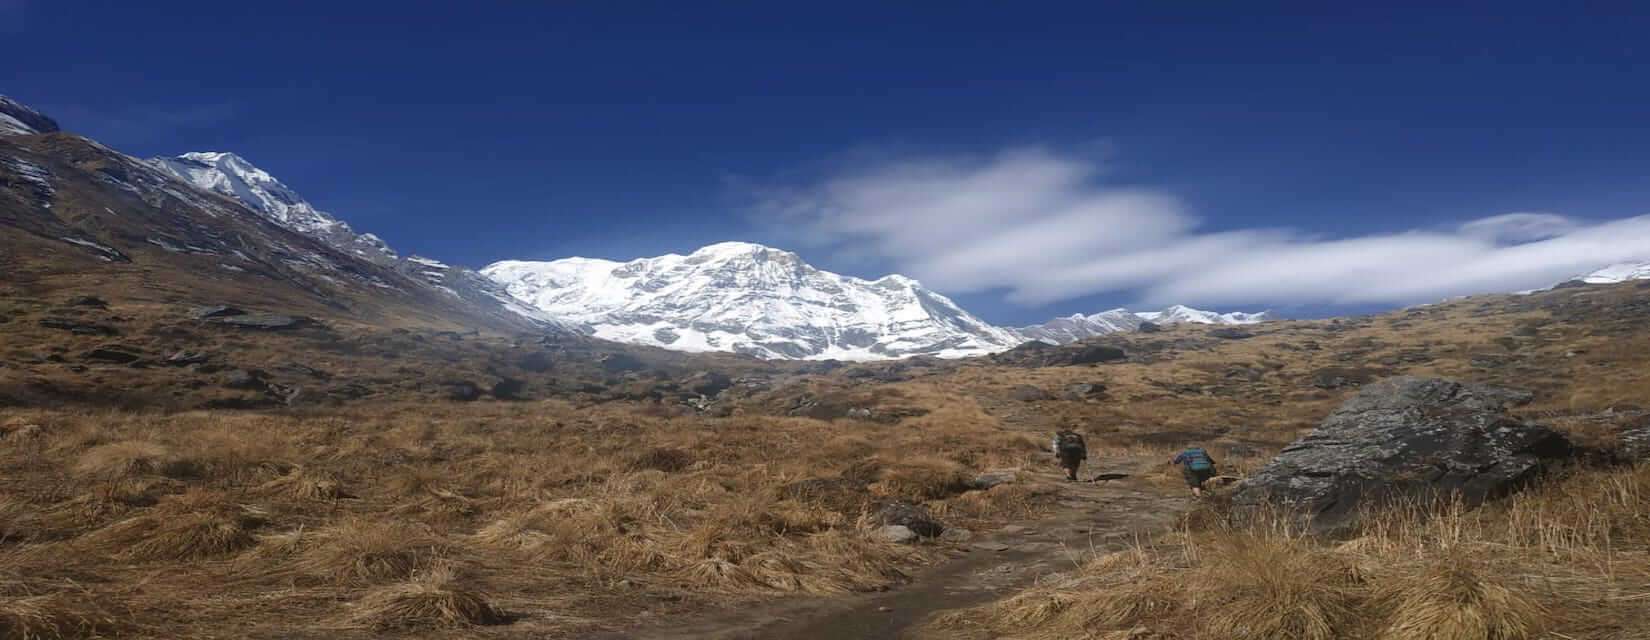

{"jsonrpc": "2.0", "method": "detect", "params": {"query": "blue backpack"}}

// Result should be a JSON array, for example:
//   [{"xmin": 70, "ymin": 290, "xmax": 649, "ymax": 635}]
[{"xmin": 1183, "ymin": 448, "xmax": 1213, "ymax": 471}]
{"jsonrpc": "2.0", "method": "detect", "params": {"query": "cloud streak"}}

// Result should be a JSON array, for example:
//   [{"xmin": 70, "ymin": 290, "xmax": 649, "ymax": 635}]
[{"xmin": 750, "ymin": 148, "xmax": 1650, "ymax": 308}]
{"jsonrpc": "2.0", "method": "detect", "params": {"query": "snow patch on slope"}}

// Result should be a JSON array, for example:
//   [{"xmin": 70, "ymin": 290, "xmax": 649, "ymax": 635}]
[{"xmin": 1575, "ymin": 260, "xmax": 1650, "ymax": 284}]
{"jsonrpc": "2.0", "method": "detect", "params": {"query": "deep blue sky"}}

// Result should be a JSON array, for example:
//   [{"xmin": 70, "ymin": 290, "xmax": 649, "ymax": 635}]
[{"xmin": 5, "ymin": 2, "xmax": 1648, "ymax": 324}]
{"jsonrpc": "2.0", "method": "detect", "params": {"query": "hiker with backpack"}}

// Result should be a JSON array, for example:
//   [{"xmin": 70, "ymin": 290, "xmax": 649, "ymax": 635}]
[
  {"xmin": 1051, "ymin": 429, "xmax": 1087, "ymax": 482},
  {"xmin": 1170, "ymin": 446, "xmax": 1217, "ymax": 497}
]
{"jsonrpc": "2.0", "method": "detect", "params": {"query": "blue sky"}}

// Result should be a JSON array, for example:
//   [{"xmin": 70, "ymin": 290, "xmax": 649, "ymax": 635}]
[{"xmin": 5, "ymin": 2, "xmax": 1650, "ymax": 325}]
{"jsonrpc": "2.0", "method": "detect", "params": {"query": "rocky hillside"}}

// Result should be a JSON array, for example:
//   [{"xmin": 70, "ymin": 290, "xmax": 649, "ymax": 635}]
[{"xmin": 0, "ymin": 95, "xmax": 564, "ymax": 334}]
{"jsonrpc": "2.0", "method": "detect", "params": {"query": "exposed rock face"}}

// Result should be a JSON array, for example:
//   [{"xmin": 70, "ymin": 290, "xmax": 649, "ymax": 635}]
[
  {"xmin": 990, "ymin": 341, "xmax": 1127, "ymax": 368},
  {"xmin": 444, "ymin": 381, "xmax": 483, "ymax": 402},
  {"xmin": 209, "ymin": 314, "xmax": 311, "ymax": 330},
  {"xmin": 876, "ymin": 501, "xmax": 944, "ymax": 538},
  {"xmin": 38, "ymin": 318, "xmax": 118, "ymax": 336},
  {"xmin": 0, "ymin": 96, "xmax": 60, "ymax": 136},
  {"xmin": 1234, "ymin": 377, "xmax": 1571, "ymax": 531},
  {"xmin": 1618, "ymin": 416, "xmax": 1650, "ymax": 461}
]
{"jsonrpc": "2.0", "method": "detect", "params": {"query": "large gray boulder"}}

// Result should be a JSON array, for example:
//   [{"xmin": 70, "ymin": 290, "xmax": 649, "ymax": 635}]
[{"xmin": 1233, "ymin": 377, "xmax": 1571, "ymax": 531}]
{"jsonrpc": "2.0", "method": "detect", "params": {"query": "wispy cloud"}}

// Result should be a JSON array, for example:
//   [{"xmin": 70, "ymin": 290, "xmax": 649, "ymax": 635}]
[{"xmin": 748, "ymin": 147, "xmax": 1650, "ymax": 307}]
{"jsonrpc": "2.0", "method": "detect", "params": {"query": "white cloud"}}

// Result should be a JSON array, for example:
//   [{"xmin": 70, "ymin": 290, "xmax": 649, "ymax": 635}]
[{"xmin": 750, "ymin": 147, "xmax": 1650, "ymax": 308}]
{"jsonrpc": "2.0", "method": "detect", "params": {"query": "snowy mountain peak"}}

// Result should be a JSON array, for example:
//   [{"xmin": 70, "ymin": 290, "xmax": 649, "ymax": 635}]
[
  {"xmin": 1136, "ymin": 305, "xmax": 1272, "ymax": 326},
  {"xmin": 1574, "ymin": 259, "xmax": 1650, "ymax": 284},
  {"xmin": 1015, "ymin": 304, "xmax": 1270, "ymax": 345},
  {"xmin": 0, "ymin": 96, "xmax": 60, "ymax": 137},
  {"xmin": 148, "ymin": 151, "xmax": 398, "ymax": 262},
  {"xmin": 483, "ymin": 245, "xmax": 1020, "ymax": 360}
]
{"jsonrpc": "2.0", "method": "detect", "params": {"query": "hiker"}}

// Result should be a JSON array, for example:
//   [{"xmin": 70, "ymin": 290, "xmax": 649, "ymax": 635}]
[
  {"xmin": 1170, "ymin": 446, "xmax": 1217, "ymax": 497},
  {"xmin": 1051, "ymin": 429, "xmax": 1087, "ymax": 481}
]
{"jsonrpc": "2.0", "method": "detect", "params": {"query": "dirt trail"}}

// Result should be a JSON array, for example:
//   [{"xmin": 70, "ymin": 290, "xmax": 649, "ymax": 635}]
[{"xmin": 601, "ymin": 400, "xmax": 1191, "ymax": 640}]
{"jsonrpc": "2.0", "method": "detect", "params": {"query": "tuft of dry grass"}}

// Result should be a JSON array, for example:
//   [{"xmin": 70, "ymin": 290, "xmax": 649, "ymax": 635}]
[
  {"xmin": 1187, "ymin": 534, "xmax": 1363, "ymax": 640},
  {"xmin": 84, "ymin": 490, "xmax": 262, "ymax": 560},
  {"xmin": 287, "ymin": 519, "xmax": 449, "ymax": 584},
  {"xmin": 344, "ymin": 565, "xmax": 504, "ymax": 630},
  {"xmin": 933, "ymin": 463, "xmax": 1650, "ymax": 640},
  {"xmin": 257, "ymin": 466, "xmax": 347, "ymax": 501},
  {"xmin": 72, "ymin": 441, "xmax": 195, "ymax": 480},
  {"xmin": 0, "ymin": 592, "xmax": 113, "ymax": 640},
  {"xmin": 873, "ymin": 455, "xmax": 974, "ymax": 501},
  {"xmin": 1375, "ymin": 557, "xmax": 1544, "ymax": 640}
]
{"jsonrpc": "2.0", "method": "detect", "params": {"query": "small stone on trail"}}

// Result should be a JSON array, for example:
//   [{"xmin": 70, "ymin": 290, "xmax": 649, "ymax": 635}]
[
  {"xmin": 877, "ymin": 606, "xmax": 893, "ymax": 613},
  {"xmin": 877, "ymin": 525, "xmax": 919, "ymax": 544},
  {"xmin": 939, "ymin": 528, "xmax": 973, "ymax": 543},
  {"xmin": 969, "ymin": 470, "xmax": 1017, "ymax": 490}
]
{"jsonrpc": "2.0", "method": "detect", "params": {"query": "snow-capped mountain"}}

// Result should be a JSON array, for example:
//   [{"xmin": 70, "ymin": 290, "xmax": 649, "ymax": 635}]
[
  {"xmin": 1136, "ymin": 305, "xmax": 1273, "ymax": 326},
  {"xmin": 1573, "ymin": 260, "xmax": 1650, "ymax": 285},
  {"xmin": 1014, "ymin": 309, "xmax": 1145, "ymax": 344},
  {"xmin": 1014, "ymin": 305, "xmax": 1270, "ymax": 345},
  {"xmin": 148, "ymin": 152, "xmax": 398, "ymax": 264},
  {"xmin": 484, "ymin": 242, "xmax": 1022, "ymax": 360}
]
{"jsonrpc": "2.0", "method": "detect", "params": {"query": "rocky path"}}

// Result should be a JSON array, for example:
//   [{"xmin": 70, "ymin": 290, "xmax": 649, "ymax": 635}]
[{"xmin": 602, "ymin": 397, "xmax": 1191, "ymax": 640}]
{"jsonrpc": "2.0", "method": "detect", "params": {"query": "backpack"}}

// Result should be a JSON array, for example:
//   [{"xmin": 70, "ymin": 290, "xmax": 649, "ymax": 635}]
[
  {"xmin": 1056, "ymin": 431, "xmax": 1086, "ymax": 455},
  {"xmin": 1183, "ymin": 448, "xmax": 1213, "ymax": 471}
]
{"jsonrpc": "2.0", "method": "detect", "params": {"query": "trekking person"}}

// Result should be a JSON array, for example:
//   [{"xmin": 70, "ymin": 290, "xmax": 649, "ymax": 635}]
[
  {"xmin": 1170, "ymin": 446, "xmax": 1217, "ymax": 497},
  {"xmin": 1051, "ymin": 429, "xmax": 1087, "ymax": 481}
]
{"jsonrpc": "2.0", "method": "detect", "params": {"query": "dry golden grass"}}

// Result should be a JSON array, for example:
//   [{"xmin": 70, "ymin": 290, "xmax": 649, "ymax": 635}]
[
  {"xmin": 0, "ymin": 592, "xmax": 111, "ymax": 640},
  {"xmin": 343, "ymin": 565, "xmax": 504, "ymax": 630},
  {"xmin": 931, "ymin": 464, "xmax": 1650, "ymax": 640},
  {"xmin": 0, "ymin": 383, "xmax": 1026, "ymax": 637},
  {"xmin": 2, "ymin": 283, "xmax": 1647, "ymax": 637}
]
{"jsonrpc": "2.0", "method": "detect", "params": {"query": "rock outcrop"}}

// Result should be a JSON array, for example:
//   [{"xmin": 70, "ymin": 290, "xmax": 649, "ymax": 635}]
[{"xmin": 1233, "ymin": 377, "xmax": 1572, "ymax": 531}]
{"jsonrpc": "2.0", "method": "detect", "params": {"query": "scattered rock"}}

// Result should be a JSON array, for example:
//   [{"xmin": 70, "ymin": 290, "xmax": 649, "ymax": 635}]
[
  {"xmin": 444, "ymin": 381, "xmax": 484, "ymax": 402},
  {"xmin": 165, "ymin": 350, "xmax": 209, "ymax": 366},
  {"xmin": 210, "ymin": 314, "xmax": 310, "ymax": 330},
  {"xmin": 1009, "ymin": 385, "xmax": 1051, "ymax": 402},
  {"xmin": 969, "ymin": 470, "xmax": 1018, "ymax": 490},
  {"xmin": 491, "ymin": 378, "xmax": 527, "ymax": 400},
  {"xmin": 1617, "ymin": 417, "xmax": 1650, "ymax": 461},
  {"xmin": 1309, "ymin": 367, "xmax": 1375, "ymax": 390},
  {"xmin": 686, "ymin": 371, "xmax": 733, "ymax": 397},
  {"xmin": 1136, "ymin": 321, "xmax": 1163, "ymax": 334},
  {"xmin": 876, "ymin": 501, "xmax": 944, "ymax": 538},
  {"xmin": 38, "ymin": 318, "xmax": 118, "ymax": 336},
  {"xmin": 1062, "ymin": 382, "xmax": 1107, "ymax": 400},
  {"xmin": 1068, "ymin": 344, "xmax": 1127, "ymax": 365},
  {"xmin": 598, "ymin": 353, "xmax": 645, "ymax": 373},
  {"xmin": 1209, "ymin": 327, "xmax": 1254, "ymax": 340},
  {"xmin": 224, "ymin": 369, "xmax": 267, "ymax": 391},
  {"xmin": 190, "ymin": 305, "xmax": 245, "ymax": 319},
  {"xmin": 877, "ymin": 525, "xmax": 919, "ymax": 544},
  {"xmin": 81, "ymin": 348, "xmax": 141, "ymax": 364},
  {"xmin": 66, "ymin": 295, "xmax": 108, "ymax": 308},
  {"xmin": 516, "ymin": 350, "xmax": 554, "ymax": 373},
  {"xmin": 973, "ymin": 542, "xmax": 1011, "ymax": 552},
  {"xmin": 1233, "ymin": 377, "xmax": 1572, "ymax": 531}
]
